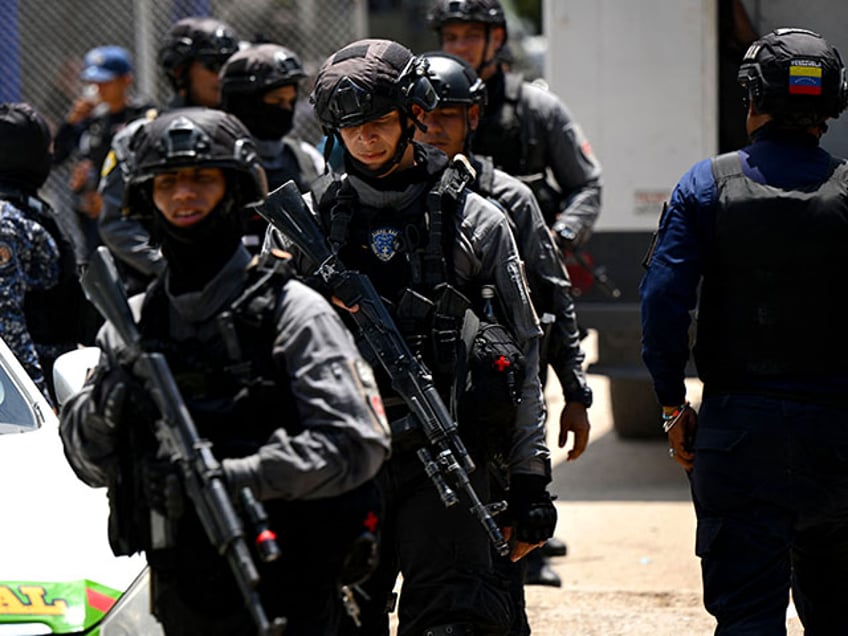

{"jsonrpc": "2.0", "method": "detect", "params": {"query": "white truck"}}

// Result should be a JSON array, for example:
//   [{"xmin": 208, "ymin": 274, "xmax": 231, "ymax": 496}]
[{"xmin": 542, "ymin": 0, "xmax": 848, "ymax": 436}]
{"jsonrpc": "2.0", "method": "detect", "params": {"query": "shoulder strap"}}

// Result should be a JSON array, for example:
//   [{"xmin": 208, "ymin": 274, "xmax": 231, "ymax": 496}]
[
  {"xmin": 710, "ymin": 151, "xmax": 744, "ymax": 181},
  {"xmin": 423, "ymin": 155, "xmax": 477, "ymax": 287},
  {"xmin": 325, "ymin": 176, "xmax": 357, "ymax": 252},
  {"xmin": 503, "ymin": 72, "xmax": 524, "ymax": 103}
]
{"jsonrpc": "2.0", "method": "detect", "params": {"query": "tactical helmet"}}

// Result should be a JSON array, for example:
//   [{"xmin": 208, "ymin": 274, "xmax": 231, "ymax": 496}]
[
  {"xmin": 421, "ymin": 51, "xmax": 487, "ymax": 108},
  {"xmin": 0, "ymin": 102, "xmax": 52, "ymax": 192},
  {"xmin": 738, "ymin": 28, "xmax": 848, "ymax": 125},
  {"xmin": 126, "ymin": 107, "xmax": 267, "ymax": 216},
  {"xmin": 220, "ymin": 44, "xmax": 306, "ymax": 99},
  {"xmin": 428, "ymin": 0, "xmax": 507, "ymax": 33},
  {"xmin": 310, "ymin": 38, "xmax": 439, "ymax": 130},
  {"xmin": 158, "ymin": 17, "xmax": 239, "ymax": 91}
]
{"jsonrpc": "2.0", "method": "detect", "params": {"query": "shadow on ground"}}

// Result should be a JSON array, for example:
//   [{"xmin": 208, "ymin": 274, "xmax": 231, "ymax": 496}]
[{"xmin": 551, "ymin": 428, "xmax": 692, "ymax": 502}]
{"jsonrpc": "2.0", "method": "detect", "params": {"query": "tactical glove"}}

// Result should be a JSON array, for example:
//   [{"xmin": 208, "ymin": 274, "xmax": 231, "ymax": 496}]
[
  {"xmin": 507, "ymin": 474, "xmax": 558, "ymax": 544},
  {"xmin": 91, "ymin": 365, "xmax": 156, "ymax": 429}
]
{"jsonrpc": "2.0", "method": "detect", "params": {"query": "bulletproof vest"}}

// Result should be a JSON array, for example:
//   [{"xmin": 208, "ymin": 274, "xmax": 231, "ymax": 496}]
[
  {"xmin": 472, "ymin": 73, "xmax": 561, "ymax": 222},
  {"xmin": 314, "ymin": 166, "xmax": 473, "ymax": 401},
  {"xmin": 473, "ymin": 72, "xmax": 526, "ymax": 175},
  {"xmin": 694, "ymin": 152, "xmax": 848, "ymax": 385},
  {"xmin": 138, "ymin": 257, "xmax": 299, "ymax": 458}
]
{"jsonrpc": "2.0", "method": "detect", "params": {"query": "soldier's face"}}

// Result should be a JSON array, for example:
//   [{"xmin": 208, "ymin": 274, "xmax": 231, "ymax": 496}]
[
  {"xmin": 339, "ymin": 110, "xmax": 405, "ymax": 173},
  {"xmin": 441, "ymin": 23, "xmax": 505, "ymax": 80},
  {"xmin": 415, "ymin": 104, "xmax": 479, "ymax": 159},
  {"xmin": 152, "ymin": 167, "xmax": 226, "ymax": 228},
  {"xmin": 187, "ymin": 61, "xmax": 223, "ymax": 107}
]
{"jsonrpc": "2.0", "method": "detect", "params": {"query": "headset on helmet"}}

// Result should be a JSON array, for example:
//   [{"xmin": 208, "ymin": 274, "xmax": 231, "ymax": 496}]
[
  {"xmin": 310, "ymin": 38, "xmax": 439, "ymax": 131},
  {"xmin": 737, "ymin": 27, "xmax": 848, "ymax": 125},
  {"xmin": 220, "ymin": 44, "xmax": 306, "ymax": 100},
  {"xmin": 0, "ymin": 102, "xmax": 52, "ymax": 193},
  {"xmin": 422, "ymin": 51, "xmax": 487, "ymax": 109},
  {"xmin": 158, "ymin": 17, "xmax": 239, "ymax": 91},
  {"xmin": 125, "ymin": 107, "xmax": 267, "ymax": 216}
]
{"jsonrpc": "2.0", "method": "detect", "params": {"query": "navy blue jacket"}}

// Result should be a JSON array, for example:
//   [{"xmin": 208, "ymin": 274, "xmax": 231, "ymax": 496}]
[{"xmin": 640, "ymin": 125, "xmax": 838, "ymax": 406}]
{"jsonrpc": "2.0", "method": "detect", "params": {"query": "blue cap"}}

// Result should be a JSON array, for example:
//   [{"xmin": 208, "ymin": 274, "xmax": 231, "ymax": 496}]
[{"xmin": 80, "ymin": 46, "xmax": 133, "ymax": 83}]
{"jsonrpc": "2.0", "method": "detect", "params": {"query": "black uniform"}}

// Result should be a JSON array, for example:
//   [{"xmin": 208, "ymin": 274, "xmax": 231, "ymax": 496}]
[
  {"xmin": 60, "ymin": 108, "xmax": 391, "ymax": 635},
  {"xmin": 641, "ymin": 29, "xmax": 848, "ymax": 633}
]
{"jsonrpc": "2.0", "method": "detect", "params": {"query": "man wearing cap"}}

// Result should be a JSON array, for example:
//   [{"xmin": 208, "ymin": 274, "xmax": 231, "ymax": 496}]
[
  {"xmin": 53, "ymin": 45, "xmax": 154, "ymax": 344},
  {"xmin": 53, "ymin": 45, "xmax": 154, "ymax": 271}
]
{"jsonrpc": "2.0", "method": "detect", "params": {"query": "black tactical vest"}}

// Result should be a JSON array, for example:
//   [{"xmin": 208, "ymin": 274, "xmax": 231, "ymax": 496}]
[
  {"xmin": 694, "ymin": 151, "xmax": 848, "ymax": 385},
  {"xmin": 473, "ymin": 73, "xmax": 562, "ymax": 222},
  {"xmin": 473, "ymin": 72, "xmax": 526, "ymax": 175},
  {"xmin": 138, "ymin": 258, "xmax": 300, "ymax": 459}
]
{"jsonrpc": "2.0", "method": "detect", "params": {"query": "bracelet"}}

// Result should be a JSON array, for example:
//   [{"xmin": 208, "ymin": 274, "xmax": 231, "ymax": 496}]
[{"xmin": 662, "ymin": 402, "xmax": 689, "ymax": 433}]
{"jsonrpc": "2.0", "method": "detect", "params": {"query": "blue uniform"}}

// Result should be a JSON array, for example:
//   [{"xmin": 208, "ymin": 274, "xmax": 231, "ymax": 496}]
[
  {"xmin": 0, "ymin": 200, "xmax": 59, "ymax": 396},
  {"xmin": 641, "ymin": 125, "xmax": 848, "ymax": 633}
]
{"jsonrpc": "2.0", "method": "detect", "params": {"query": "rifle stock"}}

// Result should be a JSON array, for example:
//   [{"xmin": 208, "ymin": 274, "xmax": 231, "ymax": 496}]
[
  {"xmin": 81, "ymin": 246, "xmax": 286, "ymax": 635},
  {"xmin": 257, "ymin": 181, "xmax": 510, "ymax": 557}
]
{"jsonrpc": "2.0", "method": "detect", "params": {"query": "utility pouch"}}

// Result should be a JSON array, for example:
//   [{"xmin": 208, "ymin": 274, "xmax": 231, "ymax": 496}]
[{"xmin": 457, "ymin": 311, "xmax": 527, "ymax": 455}]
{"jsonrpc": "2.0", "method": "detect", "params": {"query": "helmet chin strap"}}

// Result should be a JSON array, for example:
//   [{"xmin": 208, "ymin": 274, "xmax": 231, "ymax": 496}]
[{"xmin": 475, "ymin": 26, "xmax": 500, "ymax": 77}]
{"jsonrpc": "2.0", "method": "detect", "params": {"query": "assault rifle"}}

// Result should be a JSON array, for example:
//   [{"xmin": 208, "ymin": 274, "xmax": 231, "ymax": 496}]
[
  {"xmin": 257, "ymin": 180, "xmax": 510, "ymax": 557},
  {"xmin": 81, "ymin": 246, "xmax": 287, "ymax": 635}
]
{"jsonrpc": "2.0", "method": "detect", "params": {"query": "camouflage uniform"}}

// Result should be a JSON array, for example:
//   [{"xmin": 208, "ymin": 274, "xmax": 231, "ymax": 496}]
[{"xmin": 0, "ymin": 200, "xmax": 59, "ymax": 396}]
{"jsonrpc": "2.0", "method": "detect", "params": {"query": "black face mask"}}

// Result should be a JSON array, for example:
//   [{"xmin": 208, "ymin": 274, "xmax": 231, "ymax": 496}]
[
  {"xmin": 227, "ymin": 94, "xmax": 296, "ymax": 140},
  {"xmin": 153, "ymin": 193, "xmax": 245, "ymax": 294}
]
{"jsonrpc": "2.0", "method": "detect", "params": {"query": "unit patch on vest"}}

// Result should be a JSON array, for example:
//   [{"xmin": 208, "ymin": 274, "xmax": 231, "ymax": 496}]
[{"xmin": 370, "ymin": 227, "xmax": 400, "ymax": 262}]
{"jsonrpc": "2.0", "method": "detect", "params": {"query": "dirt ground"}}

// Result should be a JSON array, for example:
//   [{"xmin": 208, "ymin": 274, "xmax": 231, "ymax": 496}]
[
  {"xmin": 521, "ymin": 335, "xmax": 805, "ymax": 636},
  {"xmin": 390, "ymin": 332, "xmax": 805, "ymax": 635}
]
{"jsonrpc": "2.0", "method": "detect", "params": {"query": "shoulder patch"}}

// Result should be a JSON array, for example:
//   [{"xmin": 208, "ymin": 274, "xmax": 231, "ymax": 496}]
[
  {"xmin": 101, "ymin": 149, "xmax": 118, "ymax": 178},
  {"xmin": 353, "ymin": 358, "xmax": 389, "ymax": 437}
]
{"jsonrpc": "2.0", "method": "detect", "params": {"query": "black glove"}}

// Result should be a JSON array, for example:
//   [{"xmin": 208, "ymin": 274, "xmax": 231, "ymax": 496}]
[
  {"xmin": 91, "ymin": 364, "xmax": 149, "ymax": 426},
  {"xmin": 507, "ymin": 474, "xmax": 558, "ymax": 544},
  {"xmin": 142, "ymin": 457, "xmax": 185, "ymax": 519}
]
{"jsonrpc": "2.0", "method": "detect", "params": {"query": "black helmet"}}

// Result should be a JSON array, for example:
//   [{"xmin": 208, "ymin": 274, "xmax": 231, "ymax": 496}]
[
  {"xmin": 126, "ymin": 107, "xmax": 267, "ymax": 216},
  {"xmin": 428, "ymin": 0, "xmax": 507, "ymax": 32},
  {"xmin": 310, "ymin": 38, "xmax": 439, "ymax": 130},
  {"xmin": 0, "ymin": 102, "xmax": 52, "ymax": 193},
  {"xmin": 220, "ymin": 44, "xmax": 306, "ymax": 99},
  {"xmin": 158, "ymin": 17, "xmax": 239, "ymax": 91},
  {"xmin": 738, "ymin": 28, "xmax": 848, "ymax": 126},
  {"xmin": 421, "ymin": 51, "xmax": 487, "ymax": 109}
]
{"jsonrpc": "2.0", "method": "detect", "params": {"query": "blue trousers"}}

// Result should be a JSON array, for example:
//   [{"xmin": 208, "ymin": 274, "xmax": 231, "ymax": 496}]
[{"xmin": 691, "ymin": 393, "xmax": 848, "ymax": 635}]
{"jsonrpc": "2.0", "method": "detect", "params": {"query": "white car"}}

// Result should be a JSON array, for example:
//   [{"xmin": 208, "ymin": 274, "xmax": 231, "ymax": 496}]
[{"xmin": 0, "ymin": 340, "xmax": 161, "ymax": 635}]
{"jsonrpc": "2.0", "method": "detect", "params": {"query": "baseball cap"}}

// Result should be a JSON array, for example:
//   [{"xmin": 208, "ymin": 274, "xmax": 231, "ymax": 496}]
[{"xmin": 80, "ymin": 45, "xmax": 133, "ymax": 83}]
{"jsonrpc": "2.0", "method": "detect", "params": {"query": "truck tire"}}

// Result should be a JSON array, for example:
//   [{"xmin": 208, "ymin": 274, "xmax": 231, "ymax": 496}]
[{"xmin": 610, "ymin": 376, "xmax": 664, "ymax": 439}]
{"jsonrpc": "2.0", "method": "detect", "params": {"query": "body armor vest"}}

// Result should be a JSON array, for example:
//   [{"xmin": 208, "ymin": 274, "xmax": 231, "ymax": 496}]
[
  {"xmin": 473, "ymin": 73, "xmax": 563, "ymax": 223},
  {"xmin": 473, "ymin": 72, "xmax": 526, "ymax": 175},
  {"xmin": 695, "ymin": 151, "xmax": 848, "ymax": 385},
  {"xmin": 138, "ymin": 258, "xmax": 299, "ymax": 459}
]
